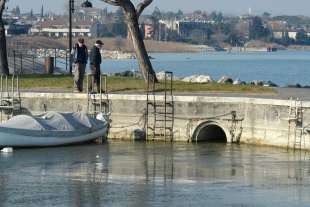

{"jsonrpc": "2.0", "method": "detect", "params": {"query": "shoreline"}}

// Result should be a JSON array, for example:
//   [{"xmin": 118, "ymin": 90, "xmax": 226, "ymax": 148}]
[{"xmin": 8, "ymin": 36, "xmax": 310, "ymax": 53}]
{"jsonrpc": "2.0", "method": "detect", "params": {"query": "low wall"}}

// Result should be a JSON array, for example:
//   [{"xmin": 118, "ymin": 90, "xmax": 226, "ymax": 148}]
[{"xmin": 17, "ymin": 92, "xmax": 310, "ymax": 149}]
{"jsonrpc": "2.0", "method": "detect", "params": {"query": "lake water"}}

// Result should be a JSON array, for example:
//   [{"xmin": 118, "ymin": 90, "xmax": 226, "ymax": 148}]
[
  {"xmin": 1, "ymin": 141, "xmax": 310, "ymax": 207},
  {"xmin": 99, "ymin": 51, "xmax": 310, "ymax": 86}
]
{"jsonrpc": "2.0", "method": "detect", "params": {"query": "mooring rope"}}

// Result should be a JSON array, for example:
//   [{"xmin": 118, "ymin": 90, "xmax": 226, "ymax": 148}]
[{"xmin": 174, "ymin": 112, "xmax": 235, "ymax": 121}]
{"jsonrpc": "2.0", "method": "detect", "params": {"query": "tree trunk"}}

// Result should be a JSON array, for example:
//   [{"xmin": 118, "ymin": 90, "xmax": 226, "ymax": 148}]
[
  {"xmin": 0, "ymin": 15, "xmax": 9, "ymax": 76},
  {"xmin": 101, "ymin": 0, "xmax": 157, "ymax": 83},
  {"xmin": 124, "ymin": 9, "xmax": 157, "ymax": 82}
]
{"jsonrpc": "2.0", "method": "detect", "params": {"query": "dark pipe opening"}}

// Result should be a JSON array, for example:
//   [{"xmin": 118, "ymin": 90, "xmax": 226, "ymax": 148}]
[{"xmin": 196, "ymin": 124, "xmax": 227, "ymax": 143}]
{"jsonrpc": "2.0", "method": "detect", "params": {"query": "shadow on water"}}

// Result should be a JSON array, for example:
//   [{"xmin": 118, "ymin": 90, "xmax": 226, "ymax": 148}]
[{"xmin": 0, "ymin": 141, "xmax": 310, "ymax": 206}]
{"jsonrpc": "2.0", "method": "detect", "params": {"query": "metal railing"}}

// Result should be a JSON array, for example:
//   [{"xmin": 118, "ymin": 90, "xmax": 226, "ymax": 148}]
[
  {"xmin": 7, "ymin": 48, "xmax": 70, "ymax": 75},
  {"xmin": 86, "ymin": 74, "xmax": 110, "ymax": 116},
  {"xmin": 146, "ymin": 71, "xmax": 174, "ymax": 141},
  {"xmin": 0, "ymin": 75, "xmax": 21, "ymax": 122}
]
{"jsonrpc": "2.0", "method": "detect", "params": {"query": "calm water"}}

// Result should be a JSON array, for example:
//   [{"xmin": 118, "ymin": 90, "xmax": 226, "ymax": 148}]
[
  {"xmin": 99, "ymin": 51, "xmax": 310, "ymax": 86},
  {"xmin": 1, "ymin": 142, "xmax": 310, "ymax": 206}
]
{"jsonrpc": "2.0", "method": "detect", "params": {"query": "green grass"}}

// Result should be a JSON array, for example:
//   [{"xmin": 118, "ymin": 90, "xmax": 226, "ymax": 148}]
[{"xmin": 15, "ymin": 74, "xmax": 275, "ymax": 94}]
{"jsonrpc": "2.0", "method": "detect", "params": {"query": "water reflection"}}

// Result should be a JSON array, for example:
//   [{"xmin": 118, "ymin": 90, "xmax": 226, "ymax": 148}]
[{"xmin": 0, "ymin": 142, "xmax": 310, "ymax": 206}]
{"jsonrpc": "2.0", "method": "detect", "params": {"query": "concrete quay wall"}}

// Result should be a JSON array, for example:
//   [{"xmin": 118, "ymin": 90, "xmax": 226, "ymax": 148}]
[{"xmin": 18, "ymin": 92, "xmax": 310, "ymax": 149}]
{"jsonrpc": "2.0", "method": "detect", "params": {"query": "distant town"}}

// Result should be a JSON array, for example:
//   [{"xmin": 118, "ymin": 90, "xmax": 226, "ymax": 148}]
[{"xmin": 4, "ymin": 5, "xmax": 310, "ymax": 50}]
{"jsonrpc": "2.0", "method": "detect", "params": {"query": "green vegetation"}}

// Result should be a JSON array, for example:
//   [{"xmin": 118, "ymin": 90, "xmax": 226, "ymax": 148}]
[{"xmin": 16, "ymin": 74, "xmax": 276, "ymax": 94}]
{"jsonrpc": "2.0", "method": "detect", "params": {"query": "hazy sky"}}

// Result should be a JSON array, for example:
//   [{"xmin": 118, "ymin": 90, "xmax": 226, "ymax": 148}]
[{"xmin": 7, "ymin": 0, "xmax": 310, "ymax": 16}]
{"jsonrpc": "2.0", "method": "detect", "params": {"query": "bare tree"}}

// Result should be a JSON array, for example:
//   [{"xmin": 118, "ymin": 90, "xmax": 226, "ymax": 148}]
[
  {"xmin": 101, "ymin": 0, "xmax": 157, "ymax": 82},
  {"xmin": 0, "ymin": 0, "xmax": 9, "ymax": 76}
]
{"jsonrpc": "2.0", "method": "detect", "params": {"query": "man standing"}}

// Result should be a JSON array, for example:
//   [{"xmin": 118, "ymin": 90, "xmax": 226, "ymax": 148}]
[
  {"xmin": 89, "ymin": 40, "xmax": 104, "ymax": 93},
  {"xmin": 72, "ymin": 38, "xmax": 88, "ymax": 92}
]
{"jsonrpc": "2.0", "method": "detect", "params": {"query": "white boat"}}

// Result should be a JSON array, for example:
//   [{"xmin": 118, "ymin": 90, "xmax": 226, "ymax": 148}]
[{"xmin": 0, "ymin": 112, "xmax": 109, "ymax": 147}]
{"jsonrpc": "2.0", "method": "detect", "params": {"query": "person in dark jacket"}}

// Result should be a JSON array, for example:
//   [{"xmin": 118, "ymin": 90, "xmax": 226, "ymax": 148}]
[
  {"xmin": 89, "ymin": 40, "xmax": 104, "ymax": 93},
  {"xmin": 71, "ymin": 38, "xmax": 88, "ymax": 92}
]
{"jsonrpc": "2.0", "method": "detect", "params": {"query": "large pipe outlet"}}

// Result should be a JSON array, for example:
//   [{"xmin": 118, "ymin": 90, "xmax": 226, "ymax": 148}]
[{"xmin": 193, "ymin": 122, "xmax": 227, "ymax": 143}]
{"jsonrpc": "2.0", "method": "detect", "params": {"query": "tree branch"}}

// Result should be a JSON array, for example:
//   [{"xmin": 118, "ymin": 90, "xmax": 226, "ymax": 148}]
[
  {"xmin": 136, "ymin": 0, "xmax": 153, "ymax": 17},
  {"xmin": 100, "ymin": 0, "xmax": 128, "ymax": 7}
]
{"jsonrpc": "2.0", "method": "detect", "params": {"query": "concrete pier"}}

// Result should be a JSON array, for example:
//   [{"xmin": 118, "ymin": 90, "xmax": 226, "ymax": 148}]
[{"xmin": 17, "ymin": 92, "xmax": 310, "ymax": 149}]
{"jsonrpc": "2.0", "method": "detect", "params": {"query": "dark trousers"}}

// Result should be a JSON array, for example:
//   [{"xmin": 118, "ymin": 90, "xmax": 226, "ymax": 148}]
[
  {"xmin": 74, "ymin": 63, "xmax": 86, "ymax": 92},
  {"xmin": 89, "ymin": 64, "xmax": 101, "ymax": 92}
]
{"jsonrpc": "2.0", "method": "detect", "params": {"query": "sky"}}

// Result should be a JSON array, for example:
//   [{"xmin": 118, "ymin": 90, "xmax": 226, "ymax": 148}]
[{"xmin": 6, "ymin": 0, "xmax": 310, "ymax": 16}]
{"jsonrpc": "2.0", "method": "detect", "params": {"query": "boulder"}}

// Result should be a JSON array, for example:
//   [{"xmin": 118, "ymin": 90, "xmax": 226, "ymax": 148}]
[
  {"xmin": 251, "ymin": 80, "xmax": 264, "ymax": 86},
  {"xmin": 156, "ymin": 71, "xmax": 180, "ymax": 81},
  {"xmin": 233, "ymin": 78, "xmax": 245, "ymax": 85},
  {"xmin": 263, "ymin": 81, "xmax": 278, "ymax": 87},
  {"xmin": 114, "ymin": 70, "xmax": 141, "ymax": 78},
  {"xmin": 287, "ymin": 84, "xmax": 302, "ymax": 88},
  {"xmin": 182, "ymin": 75, "xmax": 213, "ymax": 83},
  {"xmin": 218, "ymin": 76, "xmax": 233, "ymax": 84}
]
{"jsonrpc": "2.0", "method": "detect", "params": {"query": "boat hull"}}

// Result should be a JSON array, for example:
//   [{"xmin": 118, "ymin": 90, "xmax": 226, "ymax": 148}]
[{"xmin": 0, "ymin": 128, "xmax": 107, "ymax": 147}]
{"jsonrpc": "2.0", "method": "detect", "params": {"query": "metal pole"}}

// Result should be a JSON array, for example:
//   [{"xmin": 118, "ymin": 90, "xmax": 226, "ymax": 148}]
[
  {"xmin": 65, "ymin": 50, "xmax": 68, "ymax": 71},
  {"xmin": 13, "ymin": 51, "xmax": 16, "ymax": 74},
  {"xmin": 32, "ymin": 54, "xmax": 35, "ymax": 74},
  {"xmin": 54, "ymin": 48, "xmax": 57, "ymax": 68},
  {"xmin": 20, "ymin": 53, "xmax": 23, "ymax": 75},
  {"xmin": 69, "ymin": 0, "xmax": 73, "ymax": 74}
]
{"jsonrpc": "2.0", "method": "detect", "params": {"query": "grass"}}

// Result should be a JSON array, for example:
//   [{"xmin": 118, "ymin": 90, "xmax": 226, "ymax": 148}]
[{"xmin": 14, "ymin": 74, "xmax": 275, "ymax": 94}]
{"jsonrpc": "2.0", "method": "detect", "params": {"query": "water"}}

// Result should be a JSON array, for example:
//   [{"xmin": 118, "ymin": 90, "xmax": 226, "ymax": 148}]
[
  {"xmin": 98, "ymin": 51, "xmax": 310, "ymax": 86},
  {"xmin": 1, "ymin": 142, "xmax": 310, "ymax": 206}
]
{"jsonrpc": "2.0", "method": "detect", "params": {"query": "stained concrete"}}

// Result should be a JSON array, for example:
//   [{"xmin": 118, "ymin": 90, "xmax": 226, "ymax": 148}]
[{"xmin": 15, "ymin": 92, "xmax": 310, "ymax": 149}]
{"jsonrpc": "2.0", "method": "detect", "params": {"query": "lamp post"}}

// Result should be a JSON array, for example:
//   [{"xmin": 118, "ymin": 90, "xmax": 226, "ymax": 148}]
[{"xmin": 69, "ymin": 0, "xmax": 93, "ymax": 74}]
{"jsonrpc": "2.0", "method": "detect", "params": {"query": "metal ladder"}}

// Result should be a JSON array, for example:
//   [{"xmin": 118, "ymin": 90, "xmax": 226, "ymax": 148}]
[
  {"xmin": 86, "ymin": 74, "xmax": 110, "ymax": 117},
  {"xmin": 287, "ymin": 98, "xmax": 304, "ymax": 151},
  {"xmin": 0, "ymin": 75, "xmax": 21, "ymax": 122},
  {"xmin": 146, "ymin": 72, "xmax": 174, "ymax": 141}
]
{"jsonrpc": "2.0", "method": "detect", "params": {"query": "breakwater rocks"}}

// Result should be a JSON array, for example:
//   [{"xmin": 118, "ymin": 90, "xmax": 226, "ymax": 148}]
[
  {"xmin": 109, "ymin": 70, "xmax": 309, "ymax": 89},
  {"xmin": 101, "ymin": 50, "xmax": 135, "ymax": 60},
  {"xmin": 12, "ymin": 49, "xmax": 135, "ymax": 60},
  {"xmin": 156, "ymin": 72, "xmax": 278, "ymax": 87}
]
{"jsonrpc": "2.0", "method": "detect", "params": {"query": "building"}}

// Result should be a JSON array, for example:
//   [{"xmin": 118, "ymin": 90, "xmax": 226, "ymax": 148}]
[
  {"xmin": 288, "ymin": 31, "xmax": 298, "ymax": 40},
  {"xmin": 267, "ymin": 20, "xmax": 288, "ymax": 39},
  {"xmin": 5, "ymin": 22, "xmax": 32, "ymax": 36},
  {"xmin": 159, "ymin": 19, "xmax": 212, "ymax": 41},
  {"xmin": 273, "ymin": 31, "xmax": 286, "ymax": 39},
  {"xmin": 30, "ymin": 18, "xmax": 102, "ymax": 37}
]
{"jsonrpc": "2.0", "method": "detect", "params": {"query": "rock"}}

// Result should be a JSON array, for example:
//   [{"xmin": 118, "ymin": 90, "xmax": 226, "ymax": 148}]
[
  {"xmin": 251, "ymin": 80, "xmax": 264, "ymax": 86},
  {"xmin": 218, "ymin": 76, "xmax": 233, "ymax": 84},
  {"xmin": 102, "ymin": 50, "xmax": 136, "ymax": 60},
  {"xmin": 182, "ymin": 75, "xmax": 213, "ymax": 83},
  {"xmin": 114, "ymin": 70, "xmax": 141, "ymax": 78},
  {"xmin": 156, "ymin": 71, "xmax": 167, "ymax": 81},
  {"xmin": 1, "ymin": 147, "xmax": 13, "ymax": 153},
  {"xmin": 263, "ymin": 81, "xmax": 278, "ymax": 87},
  {"xmin": 233, "ymin": 78, "xmax": 245, "ymax": 85},
  {"xmin": 156, "ymin": 71, "xmax": 180, "ymax": 81},
  {"xmin": 287, "ymin": 84, "xmax": 302, "ymax": 88}
]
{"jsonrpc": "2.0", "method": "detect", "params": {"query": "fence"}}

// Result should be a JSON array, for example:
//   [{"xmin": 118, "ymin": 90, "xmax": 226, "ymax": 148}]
[{"xmin": 7, "ymin": 48, "xmax": 70, "ymax": 75}]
